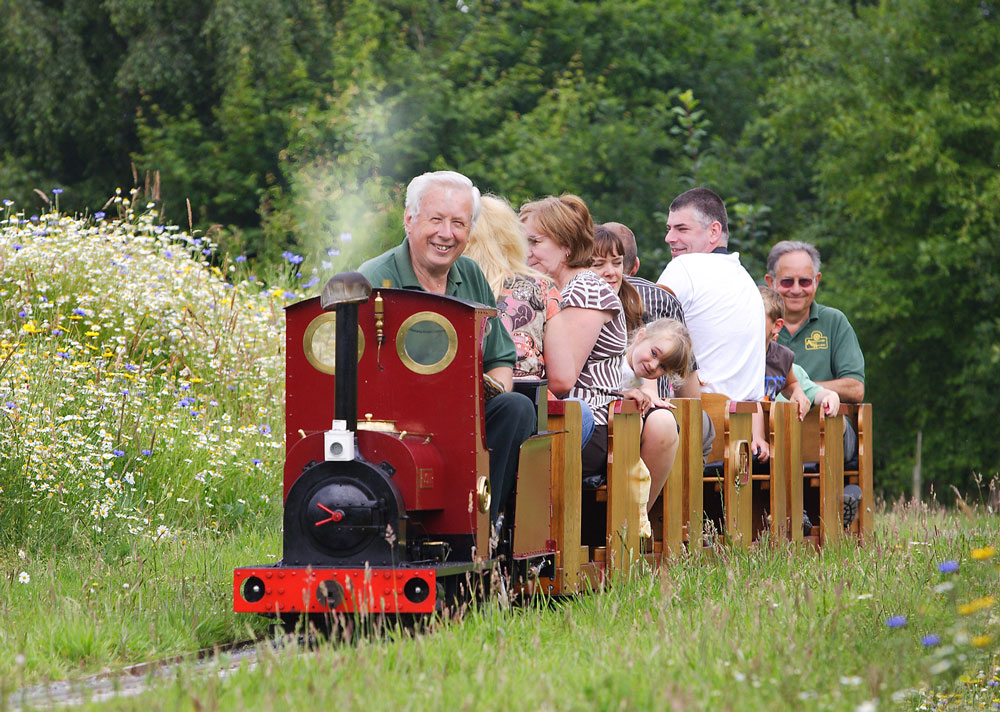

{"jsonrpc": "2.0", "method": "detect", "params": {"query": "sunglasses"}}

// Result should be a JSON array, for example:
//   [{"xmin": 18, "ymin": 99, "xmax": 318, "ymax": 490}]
[{"xmin": 778, "ymin": 277, "xmax": 814, "ymax": 289}]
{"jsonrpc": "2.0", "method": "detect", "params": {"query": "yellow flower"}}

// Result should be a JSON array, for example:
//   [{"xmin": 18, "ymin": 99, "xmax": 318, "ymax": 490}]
[
  {"xmin": 970, "ymin": 634, "xmax": 993, "ymax": 648},
  {"xmin": 957, "ymin": 596, "xmax": 996, "ymax": 615},
  {"xmin": 971, "ymin": 546, "xmax": 996, "ymax": 560}
]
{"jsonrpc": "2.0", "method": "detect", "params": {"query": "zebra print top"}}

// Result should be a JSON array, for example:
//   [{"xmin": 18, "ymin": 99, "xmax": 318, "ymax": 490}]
[{"xmin": 561, "ymin": 271, "xmax": 627, "ymax": 426}]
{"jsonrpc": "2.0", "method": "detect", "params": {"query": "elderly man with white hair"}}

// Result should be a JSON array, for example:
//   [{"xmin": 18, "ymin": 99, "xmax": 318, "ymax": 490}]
[{"xmin": 358, "ymin": 171, "xmax": 536, "ymax": 523}]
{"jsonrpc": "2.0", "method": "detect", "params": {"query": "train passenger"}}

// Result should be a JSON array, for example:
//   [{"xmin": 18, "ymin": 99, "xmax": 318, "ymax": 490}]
[
  {"xmin": 759, "ymin": 285, "xmax": 858, "ymax": 463},
  {"xmin": 597, "ymin": 221, "xmax": 716, "ymax": 459},
  {"xmin": 655, "ymin": 187, "xmax": 769, "ymax": 460},
  {"xmin": 764, "ymin": 241, "xmax": 866, "ymax": 403},
  {"xmin": 591, "ymin": 225, "xmax": 687, "ymax": 510},
  {"xmin": 465, "ymin": 195, "xmax": 596, "ymax": 447},
  {"xmin": 356, "ymin": 171, "xmax": 536, "ymax": 523},
  {"xmin": 758, "ymin": 285, "xmax": 813, "ymax": 419},
  {"xmin": 520, "ymin": 194, "xmax": 626, "ymax": 482}
]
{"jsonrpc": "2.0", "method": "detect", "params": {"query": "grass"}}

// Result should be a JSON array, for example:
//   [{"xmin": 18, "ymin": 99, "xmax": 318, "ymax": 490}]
[{"xmin": 1, "ymin": 504, "xmax": 996, "ymax": 711}]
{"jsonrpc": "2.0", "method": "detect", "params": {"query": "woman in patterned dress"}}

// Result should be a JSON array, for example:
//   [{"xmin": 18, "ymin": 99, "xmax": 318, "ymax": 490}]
[{"xmin": 519, "ymin": 194, "xmax": 627, "ymax": 479}]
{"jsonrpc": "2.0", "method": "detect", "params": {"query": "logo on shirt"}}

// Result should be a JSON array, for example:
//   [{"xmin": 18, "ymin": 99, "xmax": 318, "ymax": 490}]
[{"xmin": 804, "ymin": 330, "xmax": 828, "ymax": 351}]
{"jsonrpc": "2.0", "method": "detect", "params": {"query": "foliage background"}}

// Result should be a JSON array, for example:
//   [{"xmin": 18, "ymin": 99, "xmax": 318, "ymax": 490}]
[{"xmin": 2, "ymin": 0, "xmax": 998, "ymax": 497}]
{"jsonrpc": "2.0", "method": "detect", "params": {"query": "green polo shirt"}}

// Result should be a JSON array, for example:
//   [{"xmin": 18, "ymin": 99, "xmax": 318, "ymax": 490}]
[
  {"xmin": 357, "ymin": 238, "xmax": 516, "ymax": 373},
  {"xmin": 776, "ymin": 301, "xmax": 865, "ymax": 383}
]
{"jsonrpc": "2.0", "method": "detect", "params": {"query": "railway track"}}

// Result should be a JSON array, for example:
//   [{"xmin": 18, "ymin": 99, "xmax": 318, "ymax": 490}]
[{"xmin": 4, "ymin": 638, "xmax": 264, "ymax": 711}]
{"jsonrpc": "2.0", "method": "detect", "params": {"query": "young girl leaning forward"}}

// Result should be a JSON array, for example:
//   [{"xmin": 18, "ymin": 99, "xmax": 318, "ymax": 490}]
[
  {"xmin": 591, "ymin": 228, "xmax": 694, "ymax": 530},
  {"xmin": 620, "ymin": 319, "xmax": 693, "ymax": 533}
]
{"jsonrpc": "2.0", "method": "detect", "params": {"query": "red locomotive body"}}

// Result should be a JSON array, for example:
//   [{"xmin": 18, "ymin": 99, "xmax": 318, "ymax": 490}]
[{"xmin": 234, "ymin": 276, "xmax": 499, "ymax": 617}]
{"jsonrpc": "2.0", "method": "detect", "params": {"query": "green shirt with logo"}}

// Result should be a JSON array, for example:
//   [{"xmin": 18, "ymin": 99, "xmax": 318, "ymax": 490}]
[
  {"xmin": 776, "ymin": 301, "xmax": 865, "ymax": 384},
  {"xmin": 358, "ymin": 238, "xmax": 516, "ymax": 373}
]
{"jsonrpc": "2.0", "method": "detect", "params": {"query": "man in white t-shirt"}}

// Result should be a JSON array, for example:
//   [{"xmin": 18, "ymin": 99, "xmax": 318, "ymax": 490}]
[{"xmin": 656, "ymin": 187, "xmax": 767, "ymax": 456}]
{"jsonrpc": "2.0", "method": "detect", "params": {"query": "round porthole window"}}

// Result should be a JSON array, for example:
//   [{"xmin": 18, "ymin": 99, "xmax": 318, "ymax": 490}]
[
  {"xmin": 303, "ymin": 313, "xmax": 364, "ymax": 375},
  {"xmin": 397, "ymin": 312, "xmax": 458, "ymax": 375}
]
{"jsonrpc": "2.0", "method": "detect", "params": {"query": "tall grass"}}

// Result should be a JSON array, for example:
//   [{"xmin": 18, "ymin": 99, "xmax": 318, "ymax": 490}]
[{"xmin": 0, "ymin": 193, "xmax": 294, "ymax": 547}]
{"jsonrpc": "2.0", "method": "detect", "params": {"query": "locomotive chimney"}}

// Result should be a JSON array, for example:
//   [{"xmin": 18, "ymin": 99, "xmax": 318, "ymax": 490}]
[{"xmin": 321, "ymin": 271, "xmax": 372, "ymax": 433}]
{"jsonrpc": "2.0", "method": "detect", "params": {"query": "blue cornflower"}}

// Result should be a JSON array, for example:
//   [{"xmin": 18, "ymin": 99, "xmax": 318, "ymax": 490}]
[
  {"xmin": 13, "ymin": 244, "xmax": 22, "ymax": 251},
  {"xmin": 235, "ymin": 255, "xmax": 247, "ymax": 263},
  {"xmin": 303, "ymin": 277, "xmax": 319, "ymax": 288},
  {"xmin": 121, "ymin": 389, "xmax": 129, "ymax": 396},
  {"xmin": 94, "ymin": 211, "xmax": 105, "ymax": 219},
  {"xmin": 18, "ymin": 310, "xmax": 26, "ymax": 318},
  {"xmin": 886, "ymin": 615, "xmax": 907, "ymax": 628},
  {"xmin": 202, "ymin": 248, "xmax": 211, "ymax": 256},
  {"xmin": 124, "ymin": 364, "xmax": 138, "ymax": 372},
  {"xmin": 52, "ymin": 188, "xmax": 63, "ymax": 195},
  {"xmin": 2, "ymin": 199, "xmax": 12, "ymax": 206},
  {"xmin": 141, "ymin": 449, "xmax": 153, "ymax": 456},
  {"xmin": 227, "ymin": 385, "xmax": 236, "ymax": 391},
  {"xmin": 259, "ymin": 424, "xmax": 271, "ymax": 435},
  {"xmin": 937, "ymin": 560, "xmax": 959, "ymax": 574},
  {"xmin": 30, "ymin": 215, "xmax": 38, "ymax": 222},
  {"xmin": 56, "ymin": 352, "xmax": 69, "ymax": 359},
  {"xmin": 164, "ymin": 250, "xmax": 173, "ymax": 258},
  {"xmin": 39, "ymin": 295, "xmax": 47, "ymax": 303},
  {"xmin": 5, "ymin": 401, "xmax": 16, "ymax": 410},
  {"xmin": 154, "ymin": 225, "xmax": 164, "ymax": 234},
  {"xmin": 178, "ymin": 397, "xmax": 192, "ymax": 407},
  {"xmin": 192, "ymin": 238, "xmax": 202, "ymax": 245},
  {"xmin": 252, "ymin": 458, "xmax": 262, "ymax": 465},
  {"xmin": 113, "ymin": 449, "xmax": 125, "ymax": 457},
  {"xmin": 921, "ymin": 634, "xmax": 940, "ymax": 647},
  {"xmin": 73, "ymin": 308, "xmax": 87, "ymax": 316},
  {"xmin": 295, "ymin": 271, "xmax": 302, "ymax": 278},
  {"xmin": 180, "ymin": 383, "xmax": 191, "ymax": 391},
  {"xmin": 283, "ymin": 291, "xmax": 296, "ymax": 299},
  {"xmin": 247, "ymin": 275, "xmax": 256, "ymax": 282},
  {"xmin": 52, "ymin": 329, "xmax": 63, "ymax": 336}
]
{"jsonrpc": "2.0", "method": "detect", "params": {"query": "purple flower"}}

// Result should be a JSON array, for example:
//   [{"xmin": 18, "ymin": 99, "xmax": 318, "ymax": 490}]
[
  {"xmin": 235, "ymin": 255, "xmax": 247, "ymax": 263},
  {"xmin": 30, "ymin": 215, "xmax": 38, "ymax": 222},
  {"xmin": 283, "ymin": 291, "xmax": 296, "ymax": 299},
  {"xmin": 52, "ymin": 188, "xmax": 63, "ymax": 195},
  {"xmin": 52, "ymin": 329, "xmax": 63, "ymax": 336},
  {"xmin": 13, "ymin": 244, "xmax": 22, "ymax": 251},
  {"xmin": 921, "ymin": 634, "xmax": 940, "ymax": 646},
  {"xmin": 189, "ymin": 410, "xmax": 200, "ymax": 416},
  {"xmin": 73, "ymin": 308, "xmax": 86, "ymax": 316},
  {"xmin": 113, "ymin": 449, "xmax": 125, "ymax": 457},
  {"xmin": 141, "ymin": 449, "xmax": 153, "ymax": 456},
  {"xmin": 192, "ymin": 238, "xmax": 202, "ymax": 246},
  {"xmin": 2, "ymin": 199, "xmax": 12, "ymax": 206},
  {"xmin": 886, "ymin": 615, "xmax": 907, "ymax": 628},
  {"xmin": 56, "ymin": 352, "xmax": 69, "ymax": 359},
  {"xmin": 303, "ymin": 277, "xmax": 319, "ymax": 288},
  {"xmin": 5, "ymin": 401, "xmax": 16, "ymax": 410},
  {"xmin": 164, "ymin": 250, "xmax": 173, "ymax": 258},
  {"xmin": 252, "ymin": 458, "xmax": 262, "ymax": 465},
  {"xmin": 18, "ymin": 310, "xmax": 26, "ymax": 318},
  {"xmin": 937, "ymin": 560, "xmax": 959, "ymax": 574},
  {"xmin": 94, "ymin": 211, "xmax": 105, "ymax": 219},
  {"xmin": 258, "ymin": 424, "xmax": 271, "ymax": 435},
  {"xmin": 247, "ymin": 275, "xmax": 256, "ymax": 282},
  {"xmin": 202, "ymin": 249, "xmax": 212, "ymax": 256}
]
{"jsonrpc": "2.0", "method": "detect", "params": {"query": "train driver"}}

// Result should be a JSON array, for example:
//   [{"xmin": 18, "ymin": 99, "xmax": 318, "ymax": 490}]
[{"xmin": 357, "ymin": 170, "xmax": 537, "ymax": 525}]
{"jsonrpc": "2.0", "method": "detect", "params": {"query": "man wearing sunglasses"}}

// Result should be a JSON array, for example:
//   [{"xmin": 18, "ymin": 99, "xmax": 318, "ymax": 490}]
[{"xmin": 764, "ymin": 241, "xmax": 865, "ymax": 403}]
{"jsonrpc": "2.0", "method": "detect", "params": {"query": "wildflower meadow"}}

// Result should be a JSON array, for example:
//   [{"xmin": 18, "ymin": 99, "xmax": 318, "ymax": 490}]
[{"xmin": 0, "ymin": 191, "xmax": 292, "ymax": 548}]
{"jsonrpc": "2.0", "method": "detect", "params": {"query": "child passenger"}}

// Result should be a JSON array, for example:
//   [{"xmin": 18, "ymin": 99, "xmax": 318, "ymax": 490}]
[
  {"xmin": 759, "ymin": 286, "xmax": 839, "ymax": 417},
  {"xmin": 619, "ymin": 318, "xmax": 693, "ymax": 535}
]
